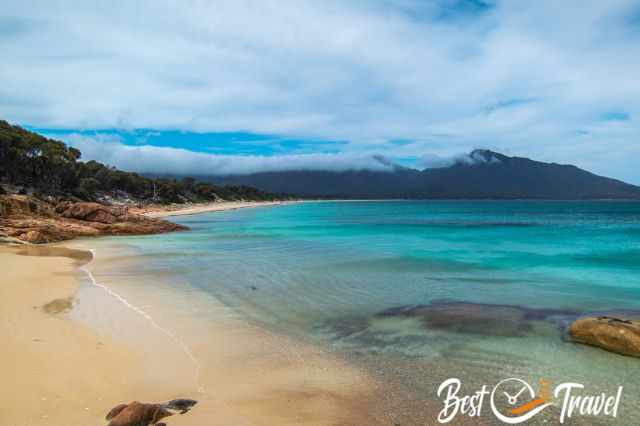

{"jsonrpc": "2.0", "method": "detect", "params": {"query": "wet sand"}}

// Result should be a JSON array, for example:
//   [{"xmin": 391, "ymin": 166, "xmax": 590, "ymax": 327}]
[
  {"xmin": 1, "ymin": 243, "xmax": 392, "ymax": 425},
  {"xmin": 0, "ymin": 246, "xmax": 146, "ymax": 425}
]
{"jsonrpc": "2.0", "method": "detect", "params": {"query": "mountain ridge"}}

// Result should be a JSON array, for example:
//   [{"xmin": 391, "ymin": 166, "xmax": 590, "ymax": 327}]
[{"xmin": 205, "ymin": 150, "xmax": 640, "ymax": 200}]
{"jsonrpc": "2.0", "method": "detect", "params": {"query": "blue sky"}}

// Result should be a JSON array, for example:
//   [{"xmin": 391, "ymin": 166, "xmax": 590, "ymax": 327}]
[
  {"xmin": 33, "ymin": 128, "xmax": 349, "ymax": 156},
  {"xmin": 2, "ymin": 1, "xmax": 640, "ymax": 181}
]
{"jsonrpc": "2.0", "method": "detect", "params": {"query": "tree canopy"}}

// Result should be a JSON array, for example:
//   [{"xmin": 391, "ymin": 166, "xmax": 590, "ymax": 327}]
[{"xmin": 0, "ymin": 120, "xmax": 281, "ymax": 203}]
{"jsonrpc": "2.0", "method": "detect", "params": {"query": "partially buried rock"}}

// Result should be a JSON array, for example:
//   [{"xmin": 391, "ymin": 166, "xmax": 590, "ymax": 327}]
[
  {"xmin": 42, "ymin": 297, "xmax": 74, "ymax": 314},
  {"xmin": 569, "ymin": 316, "xmax": 640, "ymax": 358},
  {"xmin": 106, "ymin": 399, "xmax": 197, "ymax": 426}
]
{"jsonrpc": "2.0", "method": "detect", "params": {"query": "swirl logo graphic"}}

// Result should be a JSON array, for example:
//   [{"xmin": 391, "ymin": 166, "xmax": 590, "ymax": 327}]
[{"xmin": 489, "ymin": 378, "xmax": 552, "ymax": 424}]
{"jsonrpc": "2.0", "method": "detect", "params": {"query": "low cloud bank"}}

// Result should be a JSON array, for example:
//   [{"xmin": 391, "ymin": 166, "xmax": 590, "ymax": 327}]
[
  {"xmin": 63, "ymin": 134, "xmax": 511, "ymax": 175},
  {"xmin": 63, "ymin": 134, "xmax": 398, "ymax": 175},
  {"xmin": 420, "ymin": 150, "xmax": 502, "ymax": 169}
]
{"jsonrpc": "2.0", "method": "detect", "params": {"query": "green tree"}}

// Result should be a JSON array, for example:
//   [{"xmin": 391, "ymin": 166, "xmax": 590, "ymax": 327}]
[{"xmin": 77, "ymin": 177, "xmax": 100, "ymax": 199}]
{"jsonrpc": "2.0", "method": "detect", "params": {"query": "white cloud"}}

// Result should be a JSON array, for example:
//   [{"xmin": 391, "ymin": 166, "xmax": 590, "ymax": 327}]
[
  {"xmin": 2, "ymin": 0, "xmax": 640, "ymax": 182},
  {"xmin": 62, "ymin": 134, "xmax": 395, "ymax": 175}
]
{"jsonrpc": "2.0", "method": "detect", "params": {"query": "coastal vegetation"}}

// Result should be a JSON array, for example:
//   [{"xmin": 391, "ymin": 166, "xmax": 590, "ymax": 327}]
[
  {"xmin": 0, "ymin": 120, "xmax": 281, "ymax": 204},
  {"xmin": 0, "ymin": 120, "xmax": 286, "ymax": 244}
]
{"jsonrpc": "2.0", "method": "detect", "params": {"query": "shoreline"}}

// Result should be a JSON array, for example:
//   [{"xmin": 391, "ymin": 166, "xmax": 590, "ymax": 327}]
[
  {"xmin": 138, "ymin": 200, "xmax": 296, "ymax": 218},
  {"xmin": 71, "ymin": 240, "xmax": 392, "ymax": 424},
  {"xmin": 2, "ymin": 228, "xmax": 391, "ymax": 425},
  {"xmin": 0, "ymin": 245, "xmax": 148, "ymax": 425}
]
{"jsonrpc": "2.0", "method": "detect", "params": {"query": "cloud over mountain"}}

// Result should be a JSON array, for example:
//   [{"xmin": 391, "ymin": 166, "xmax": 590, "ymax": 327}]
[{"xmin": 2, "ymin": 1, "xmax": 640, "ymax": 182}]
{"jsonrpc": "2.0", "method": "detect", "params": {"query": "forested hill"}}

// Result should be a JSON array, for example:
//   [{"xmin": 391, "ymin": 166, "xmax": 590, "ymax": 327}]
[
  {"xmin": 211, "ymin": 150, "xmax": 640, "ymax": 200},
  {"xmin": 0, "ymin": 120, "xmax": 281, "ymax": 203}
]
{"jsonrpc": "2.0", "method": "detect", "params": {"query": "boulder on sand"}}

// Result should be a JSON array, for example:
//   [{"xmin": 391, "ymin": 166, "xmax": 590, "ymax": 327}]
[
  {"xmin": 106, "ymin": 402, "xmax": 173, "ymax": 426},
  {"xmin": 106, "ymin": 399, "xmax": 197, "ymax": 426},
  {"xmin": 568, "ymin": 316, "xmax": 640, "ymax": 358}
]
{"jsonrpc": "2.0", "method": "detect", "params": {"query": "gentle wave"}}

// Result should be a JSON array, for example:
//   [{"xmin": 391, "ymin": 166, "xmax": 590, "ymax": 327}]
[{"xmin": 79, "ymin": 249, "xmax": 205, "ymax": 394}]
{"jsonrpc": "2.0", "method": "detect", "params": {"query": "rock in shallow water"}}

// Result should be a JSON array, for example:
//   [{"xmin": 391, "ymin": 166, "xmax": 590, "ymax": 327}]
[{"xmin": 569, "ymin": 316, "xmax": 640, "ymax": 358}]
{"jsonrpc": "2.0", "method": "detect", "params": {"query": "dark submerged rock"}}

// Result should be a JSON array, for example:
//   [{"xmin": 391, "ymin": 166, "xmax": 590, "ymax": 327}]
[{"xmin": 377, "ymin": 300, "xmax": 578, "ymax": 337}]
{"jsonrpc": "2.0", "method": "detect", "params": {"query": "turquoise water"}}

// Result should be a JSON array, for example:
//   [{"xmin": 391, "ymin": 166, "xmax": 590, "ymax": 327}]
[{"xmin": 91, "ymin": 201, "xmax": 640, "ymax": 424}]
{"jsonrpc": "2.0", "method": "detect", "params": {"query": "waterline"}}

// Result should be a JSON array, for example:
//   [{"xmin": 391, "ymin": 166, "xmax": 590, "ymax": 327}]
[
  {"xmin": 80, "ymin": 248, "xmax": 205, "ymax": 394},
  {"xmin": 73, "ymin": 201, "xmax": 640, "ymax": 424}
]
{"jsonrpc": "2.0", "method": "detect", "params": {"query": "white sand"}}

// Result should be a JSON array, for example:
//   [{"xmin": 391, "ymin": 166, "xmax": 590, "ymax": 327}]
[{"xmin": 140, "ymin": 201, "xmax": 295, "ymax": 218}]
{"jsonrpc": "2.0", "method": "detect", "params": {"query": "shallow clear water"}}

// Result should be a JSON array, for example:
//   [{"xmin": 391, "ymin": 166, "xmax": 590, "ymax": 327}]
[{"xmin": 87, "ymin": 201, "xmax": 640, "ymax": 424}]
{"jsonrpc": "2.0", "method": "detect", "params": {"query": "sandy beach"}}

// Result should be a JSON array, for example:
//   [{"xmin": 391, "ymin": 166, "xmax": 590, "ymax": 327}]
[
  {"xmin": 139, "ymin": 200, "xmax": 293, "ymax": 218},
  {"xmin": 0, "ymin": 246, "xmax": 147, "ymax": 425},
  {"xmin": 1, "ymin": 240, "xmax": 390, "ymax": 425}
]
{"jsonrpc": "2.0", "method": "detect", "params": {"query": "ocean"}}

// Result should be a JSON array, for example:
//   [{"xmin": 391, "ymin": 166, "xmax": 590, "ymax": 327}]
[{"xmin": 76, "ymin": 201, "xmax": 640, "ymax": 424}]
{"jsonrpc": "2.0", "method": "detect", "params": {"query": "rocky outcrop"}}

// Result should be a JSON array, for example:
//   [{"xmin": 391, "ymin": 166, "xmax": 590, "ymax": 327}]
[
  {"xmin": 0, "ymin": 195, "xmax": 188, "ymax": 244},
  {"xmin": 0, "ymin": 194, "xmax": 57, "ymax": 217},
  {"xmin": 0, "ymin": 230, "xmax": 25, "ymax": 244},
  {"xmin": 59, "ymin": 202, "xmax": 121, "ymax": 223},
  {"xmin": 568, "ymin": 316, "xmax": 640, "ymax": 357}
]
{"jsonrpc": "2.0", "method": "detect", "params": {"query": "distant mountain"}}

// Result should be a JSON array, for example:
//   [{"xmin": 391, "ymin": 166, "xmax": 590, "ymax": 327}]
[{"xmin": 206, "ymin": 150, "xmax": 640, "ymax": 199}]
